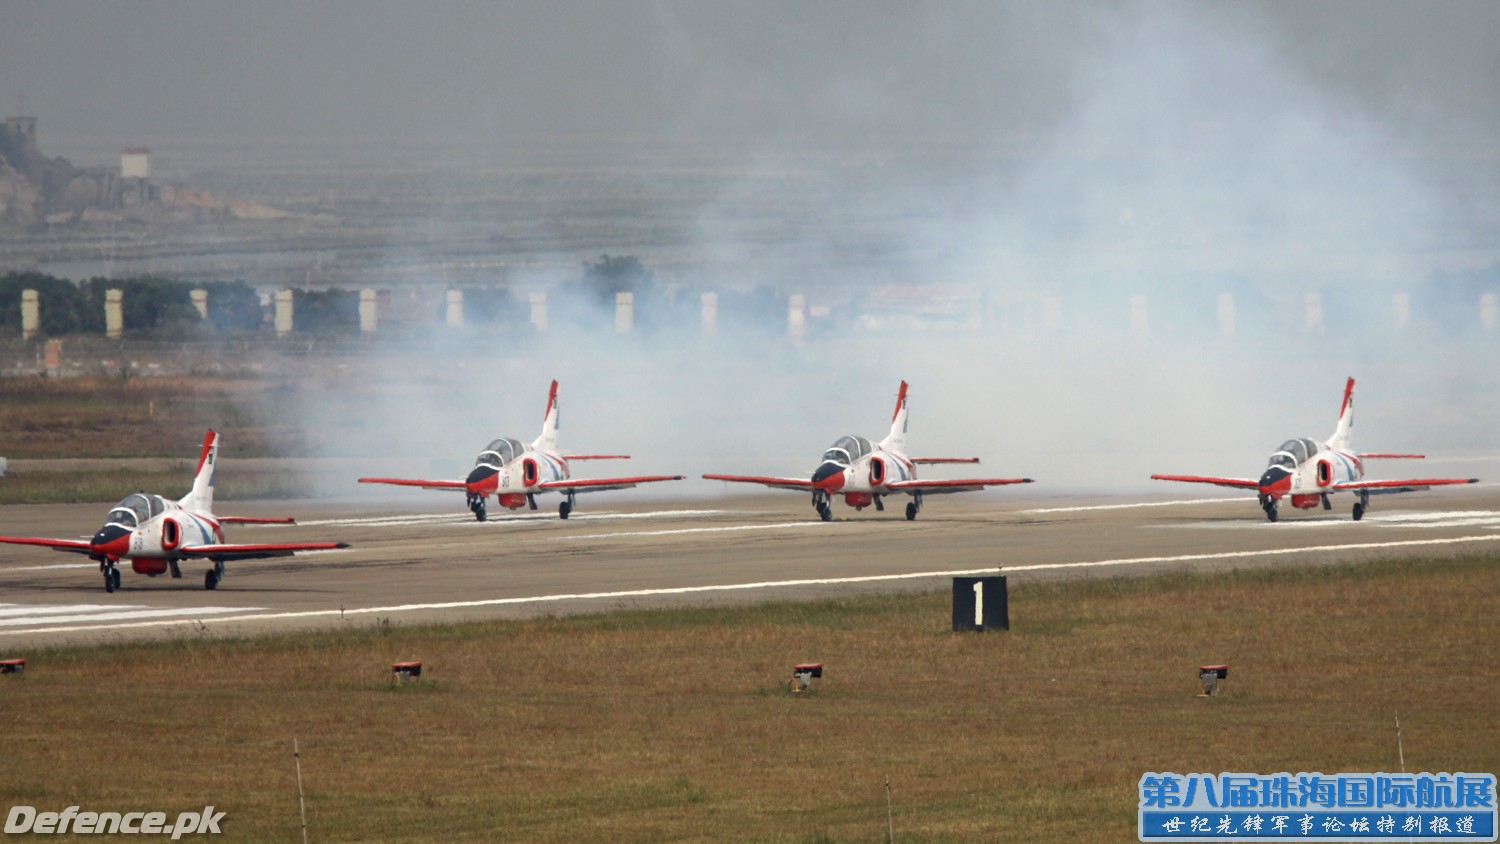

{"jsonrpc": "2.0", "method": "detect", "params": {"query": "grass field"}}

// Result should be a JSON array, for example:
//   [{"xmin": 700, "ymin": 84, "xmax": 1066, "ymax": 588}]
[{"xmin": 2, "ymin": 554, "xmax": 1496, "ymax": 842}]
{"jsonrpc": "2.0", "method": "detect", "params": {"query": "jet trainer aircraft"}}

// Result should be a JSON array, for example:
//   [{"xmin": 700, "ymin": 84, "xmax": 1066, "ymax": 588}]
[
  {"xmin": 359, "ymin": 380, "xmax": 685, "ymax": 521},
  {"xmin": 703, "ymin": 381, "xmax": 1033, "ymax": 521},
  {"xmin": 0, "ymin": 430, "xmax": 349, "ymax": 592},
  {"xmin": 1151, "ymin": 377, "xmax": 1478, "ymax": 522}
]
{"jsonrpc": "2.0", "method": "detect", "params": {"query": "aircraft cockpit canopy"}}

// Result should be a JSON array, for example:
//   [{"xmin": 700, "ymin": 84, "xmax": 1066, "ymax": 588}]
[
  {"xmin": 1268, "ymin": 437, "xmax": 1320, "ymax": 469},
  {"xmin": 821, "ymin": 435, "xmax": 873, "ymax": 465},
  {"xmin": 105, "ymin": 492, "xmax": 166, "ymax": 528},
  {"xmin": 476, "ymin": 438, "xmax": 527, "ymax": 467}
]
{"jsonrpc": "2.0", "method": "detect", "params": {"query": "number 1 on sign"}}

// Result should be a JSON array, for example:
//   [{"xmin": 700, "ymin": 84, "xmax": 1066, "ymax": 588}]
[{"xmin": 973, "ymin": 581, "xmax": 984, "ymax": 627}]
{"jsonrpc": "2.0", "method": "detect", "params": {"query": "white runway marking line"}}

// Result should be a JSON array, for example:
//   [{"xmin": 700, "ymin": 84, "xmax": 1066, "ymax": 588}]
[
  {"xmin": 1155, "ymin": 510, "xmax": 1500, "ymax": 531},
  {"xmin": 6, "ymin": 533, "xmax": 1500, "ymax": 638},
  {"xmin": 0, "ymin": 562, "xmax": 100, "ymax": 572},
  {"xmin": 296, "ymin": 509, "xmax": 731, "ymax": 529},
  {"xmin": 554, "ymin": 521, "xmax": 829, "ymax": 540},
  {"xmin": 0, "ymin": 604, "xmax": 264, "ymax": 628},
  {"xmin": 1021, "ymin": 498, "xmax": 1245, "ymax": 514}
]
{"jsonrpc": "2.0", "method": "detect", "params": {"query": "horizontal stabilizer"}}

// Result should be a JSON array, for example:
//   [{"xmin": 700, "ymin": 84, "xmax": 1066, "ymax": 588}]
[{"xmin": 1150, "ymin": 474, "xmax": 1260, "ymax": 490}]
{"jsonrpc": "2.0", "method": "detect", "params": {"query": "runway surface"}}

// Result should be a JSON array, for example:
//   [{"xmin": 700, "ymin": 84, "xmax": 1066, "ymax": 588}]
[{"xmin": 2, "ymin": 485, "xmax": 1499, "ymax": 647}]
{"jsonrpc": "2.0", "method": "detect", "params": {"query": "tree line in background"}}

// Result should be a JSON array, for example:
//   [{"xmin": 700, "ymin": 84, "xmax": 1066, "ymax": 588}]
[{"xmin": 0, "ymin": 256, "xmax": 792, "ymax": 341}]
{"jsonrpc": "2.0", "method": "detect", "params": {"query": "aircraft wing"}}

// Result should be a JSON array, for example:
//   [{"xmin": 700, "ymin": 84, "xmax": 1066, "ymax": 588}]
[
  {"xmin": 563, "ymin": 454, "xmax": 630, "ymax": 460},
  {"xmin": 1356, "ymin": 453, "xmax": 1425, "ymax": 459},
  {"xmin": 887, "ymin": 477, "xmax": 1033, "ymax": 495},
  {"xmin": 218, "ymin": 516, "xmax": 297, "ymax": 524},
  {"xmin": 358, "ymin": 477, "xmax": 468, "ymax": 491},
  {"xmin": 910, "ymin": 457, "xmax": 980, "ymax": 464},
  {"xmin": 1333, "ymin": 478, "xmax": 1478, "ymax": 493},
  {"xmin": 539, "ymin": 475, "xmax": 685, "ymax": 495},
  {"xmin": 1150, "ymin": 474, "xmax": 1260, "ymax": 490},
  {"xmin": 179, "ymin": 542, "xmax": 351, "ymax": 561},
  {"xmin": 0, "ymin": 536, "xmax": 95, "ymax": 554},
  {"xmin": 701, "ymin": 473, "xmax": 816, "ymax": 491}
]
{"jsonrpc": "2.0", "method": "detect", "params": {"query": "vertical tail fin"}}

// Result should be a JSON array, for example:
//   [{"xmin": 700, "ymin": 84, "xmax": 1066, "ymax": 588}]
[
  {"xmin": 534, "ymin": 380, "xmax": 560, "ymax": 452},
  {"xmin": 180, "ymin": 429, "xmax": 218, "ymax": 514},
  {"xmin": 880, "ymin": 381, "xmax": 910, "ymax": 453},
  {"xmin": 1330, "ymin": 377, "xmax": 1355, "ymax": 450}
]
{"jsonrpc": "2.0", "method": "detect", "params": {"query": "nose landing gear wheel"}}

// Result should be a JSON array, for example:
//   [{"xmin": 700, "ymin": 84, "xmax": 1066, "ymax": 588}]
[
  {"xmin": 468, "ymin": 495, "xmax": 487, "ymax": 522},
  {"xmin": 103, "ymin": 564, "xmax": 120, "ymax": 593},
  {"xmin": 816, "ymin": 502, "xmax": 832, "ymax": 522}
]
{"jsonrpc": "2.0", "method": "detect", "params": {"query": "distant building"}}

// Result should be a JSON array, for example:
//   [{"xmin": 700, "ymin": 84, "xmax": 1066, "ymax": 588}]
[
  {"xmin": 121, "ymin": 147, "xmax": 149, "ymax": 179},
  {"xmin": 3, "ymin": 115, "xmax": 37, "ymax": 145}
]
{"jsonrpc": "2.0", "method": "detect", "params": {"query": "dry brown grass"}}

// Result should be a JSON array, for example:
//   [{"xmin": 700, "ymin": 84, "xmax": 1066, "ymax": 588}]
[
  {"xmin": 0, "ymin": 375, "xmax": 301, "ymax": 459},
  {"xmin": 2, "ymin": 556, "xmax": 1497, "ymax": 842}
]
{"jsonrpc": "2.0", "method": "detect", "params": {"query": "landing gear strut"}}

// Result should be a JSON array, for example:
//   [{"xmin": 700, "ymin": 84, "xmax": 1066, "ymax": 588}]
[
  {"xmin": 468, "ymin": 494, "xmax": 487, "ymax": 522},
  {"xmin": 100, "ymin": 559, "xmax": 121, "ymax": 593},
  {"xmin": 813, "ymin": 491, "xmax": 832, "ymax": 522},
  {"xmin": 1260, "ymin": 494, "xmax": 1279, "ymax": 523},
  {"xmin": 1352, "ymin": 491, "xmax": 1369, "ymax": 521},
  {"xmin": 527, "ymin": 493, "xmax": 538, "ymax": 511}
]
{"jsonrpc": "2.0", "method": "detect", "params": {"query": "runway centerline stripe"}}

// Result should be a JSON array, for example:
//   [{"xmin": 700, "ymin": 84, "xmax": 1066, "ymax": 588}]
[{"xmin": 5, "ymin": 533, "xmax": 1498, "ymax": 638}]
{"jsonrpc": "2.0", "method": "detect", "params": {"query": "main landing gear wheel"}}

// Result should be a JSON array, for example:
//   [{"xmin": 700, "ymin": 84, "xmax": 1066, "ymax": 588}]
[
  {"xmin": 559, "ymin": 501, "xmax": 572, "ymax": 520},
  {"xmin": 905, "ymin": 502, "xmax": 919, "ymax": 521},
  {"xmin": 204, "ymin": 570, "xmax": 218, "ymax": 590},
  {"xmin": 1352, "ymin": 502, "xmax": 1365, "ymax": 521}
]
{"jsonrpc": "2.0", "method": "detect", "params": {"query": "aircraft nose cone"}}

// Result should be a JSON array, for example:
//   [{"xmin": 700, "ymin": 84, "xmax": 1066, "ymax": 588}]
[
  {"xmin": 811, "ymin": 462, "xmax": 846, "ymax": 492},
  {"xmin": 91, "ymin": 524, "xmax": 131, "ymax": 557},
  {"xmin": 1258, "ymin": 466, "xmax": 1292, "ymax": 497},
  {"xmin": 465, "ymin": 465, "xmax": 498, "ymax": 494}
]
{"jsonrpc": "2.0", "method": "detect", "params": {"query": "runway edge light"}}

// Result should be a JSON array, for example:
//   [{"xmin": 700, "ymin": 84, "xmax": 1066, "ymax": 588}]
[
  {"xmin": 790, "ymin": 663, "xmax": 823, "ymax": 693},
  {"xmin": 1198, "ymin": 664, "xmax": 1228, "ymax": 697},
  {"xmin": 1, "ymin": 658, "xmax": 25, "ymax": 676},
  {"xmin": 391, "ymin": 661, "xmax": 423, "ymax": 685}
]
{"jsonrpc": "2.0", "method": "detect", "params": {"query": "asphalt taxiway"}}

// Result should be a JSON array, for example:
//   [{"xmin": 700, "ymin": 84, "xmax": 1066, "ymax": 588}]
[{"xmin": 2, "ymin": 487, "xmax": 1498, "ymax": 646}]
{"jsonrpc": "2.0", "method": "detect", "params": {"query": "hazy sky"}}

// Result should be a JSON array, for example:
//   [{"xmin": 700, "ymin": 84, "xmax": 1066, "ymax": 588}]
[{"xmin": 2, "ymin": 1, "xmax": 1496, "ymax": 148}]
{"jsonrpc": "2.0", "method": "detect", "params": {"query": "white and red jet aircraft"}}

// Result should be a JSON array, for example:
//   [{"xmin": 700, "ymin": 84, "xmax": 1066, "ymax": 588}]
[
  {"xmin": 359, "ymin": 380, "xmax": 684, "ymax": 521},
  {"xmin": 703, "ymin": 381, "xmax": 1033, "ymax": 521},
  {"xmin": 0, "ymin": 430, "xmax": 349, "ymax": 592},
  {"xmin": 1151, "ymin": 377, "xmax": 1478, "ymax": 522}
]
